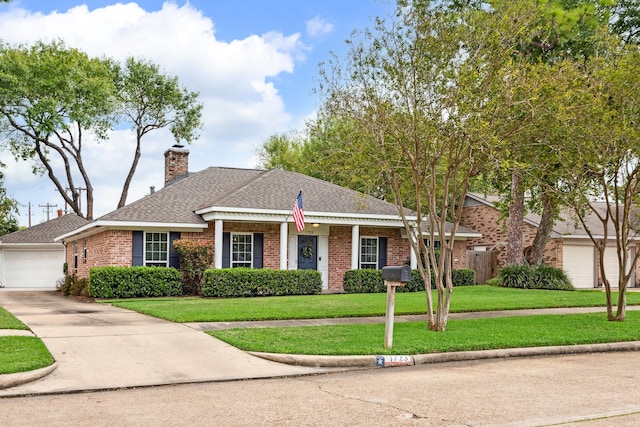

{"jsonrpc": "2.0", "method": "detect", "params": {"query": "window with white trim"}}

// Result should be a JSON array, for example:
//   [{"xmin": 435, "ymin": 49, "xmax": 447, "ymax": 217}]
[
  {"xmin": 360, "ymin": 237, "xmax": 378, "ymax": 269},
  {"xmin": 73, "ymin": 240, "xmax": 78, "ymax": 272},
  {"xmin": 145, "ymin": 232, "xmax": 169, "ymax": 267},
  {"xmin": 231, "ymin": 233, "xmax": 252, "ymax": 268}
]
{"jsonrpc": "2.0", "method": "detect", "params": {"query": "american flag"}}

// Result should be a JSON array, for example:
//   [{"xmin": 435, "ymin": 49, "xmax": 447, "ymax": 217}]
[{"xmin": 292, "ymin": 191, "xmax": 305, "ymax": 232}]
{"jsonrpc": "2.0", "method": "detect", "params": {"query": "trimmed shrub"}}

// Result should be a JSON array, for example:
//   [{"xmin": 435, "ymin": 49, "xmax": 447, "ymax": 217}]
[
  {"xmin": 495, "ymin": 264, "xmax": 575, "ymax": 291},
  {"xmin": 88, "ymin": 266, "xmax": 183, "ymax": 298},
  {"xmin": 58, "ymin": 274, "xmax": 89, "ymax": 297},
  {"xmin": 451, "ymin": 269, "xmax": 476, "ymax": 287},
  {"xmin": 342, "ymin": 268, "xmax": 473, "ymax": 293},
  {"xmin": 202, "ymin": 268, "xmax": 322, "ymax": 298},
  {"xmin": 343, "ymin": 269, "xmax": 385, "ymax": 293}
]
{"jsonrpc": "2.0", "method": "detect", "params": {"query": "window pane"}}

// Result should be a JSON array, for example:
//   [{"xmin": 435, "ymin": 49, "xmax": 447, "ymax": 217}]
[
  {"xmin": 145, "ymin": 232, "xmax": 169, "ymax": 266},
  {"xmin": 231, "ymin": 233, "xmax": 252, "ymax": 268},
  {"xmin": 360, "ymin": 237, "xmax": 378, "ymax": 269}
]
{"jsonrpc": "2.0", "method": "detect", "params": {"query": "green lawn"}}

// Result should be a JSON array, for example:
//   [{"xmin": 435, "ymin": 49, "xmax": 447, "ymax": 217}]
[
  {"xmin": 210, "ymin": 311, "xmax": 640, "ymax": 355},
  {"xmin": 0, "ymin": 307, "xmax": 28, "ymax": 330},
  {"xmin": 0, "ymin": 336, "xmax": 54, "ymax": 375},
  {"xmin": 0, "ymin": 308, "xmax": 54, "ymax": 375},
  {"xmin": 104, "ymin": 286, "xmax": 639, "ymax": 323}
]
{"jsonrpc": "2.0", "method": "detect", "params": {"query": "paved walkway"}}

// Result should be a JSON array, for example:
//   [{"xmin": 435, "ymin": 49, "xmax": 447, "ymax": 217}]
[
  {"xmin": 0, "ymin": 291, "xmax": 335, "ymax": 397},
  {"xmin": 2, "ymin": 291, "xmax": 640, "ymax": 397}
]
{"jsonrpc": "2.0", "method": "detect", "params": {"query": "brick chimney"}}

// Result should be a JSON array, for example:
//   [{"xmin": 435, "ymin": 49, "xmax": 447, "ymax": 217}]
[{"xmin": 164, "ymin": 144, "xmax": 189, "ymax": 186}]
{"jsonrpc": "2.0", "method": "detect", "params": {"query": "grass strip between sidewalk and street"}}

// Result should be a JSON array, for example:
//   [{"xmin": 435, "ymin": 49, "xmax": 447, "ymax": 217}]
[
  {"xmin": 0, "ymin": 307, "xmax": 29, "ymax": 330},
  {"xmin": 209, "ymin": 311, "xmax": 640, "ymax": 356},
  {"xmin": 103, "ymin": 286, "xmax": 640, "ymax": 323},
  {"xmin": 0, "ymin": 337, "xmax": 54, "ymax": 375}
]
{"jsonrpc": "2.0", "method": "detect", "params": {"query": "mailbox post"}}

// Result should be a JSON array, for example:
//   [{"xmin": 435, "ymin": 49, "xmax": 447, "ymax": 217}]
[{"xmin": 381, "ymin": 265, "xmax": 411, "ymax": 349}]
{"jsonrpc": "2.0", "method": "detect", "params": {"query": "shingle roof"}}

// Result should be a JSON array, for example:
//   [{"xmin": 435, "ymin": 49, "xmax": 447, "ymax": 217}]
[
  {"xmin": 99, "ymin": 167, "xmax": 405, "ymax": 223},
  {"xmin": 467, "ymin": 193, "xmax": 632, "ymax": 238},
  {"xmin": 0, "ymin": 214, "xmax": 90, "ymax": 244}
]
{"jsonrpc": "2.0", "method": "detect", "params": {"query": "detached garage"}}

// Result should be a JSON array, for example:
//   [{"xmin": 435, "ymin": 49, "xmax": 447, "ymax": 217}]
[{"xmin": 0, "ymin": 214, "xmax": 89, "ymax": 290}]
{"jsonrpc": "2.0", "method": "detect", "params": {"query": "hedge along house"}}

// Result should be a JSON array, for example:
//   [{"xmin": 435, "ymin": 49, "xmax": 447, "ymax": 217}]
[
  {"xmin": 461, "ymin": 193, "xmax": 640, "ymax": 289},
  {"xmin": 56, "ymin": 146, "xmax": 481, "ymax": 292}
]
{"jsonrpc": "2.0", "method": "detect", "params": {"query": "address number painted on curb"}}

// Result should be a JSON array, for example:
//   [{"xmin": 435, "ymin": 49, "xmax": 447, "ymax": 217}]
[{"xmin": 375, "ymin": 355, "xmax": 414, "ymax": 367}]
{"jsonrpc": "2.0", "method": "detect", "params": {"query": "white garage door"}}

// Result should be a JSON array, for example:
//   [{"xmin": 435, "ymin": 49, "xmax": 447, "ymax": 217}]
[
  {"xmin": 1, "ymin": 249, "xmax": 65, "ymax": 289},
  {"xmin": 563, "ymin": 245, "xmax": 595, "ymax": 289},
  {"xmin": 602, "ymin": 246, "xmax": 634, "ymax": 288}
]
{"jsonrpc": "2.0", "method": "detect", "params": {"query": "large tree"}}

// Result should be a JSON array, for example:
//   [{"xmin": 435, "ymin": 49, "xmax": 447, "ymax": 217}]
[
  {"xmin": 115, "ymin": 57, "xmax": 202, "ymax": 208},
  {"xmin": 0, "ymin": 41, "xmax": 202, "ymax": 218},
  {"xmin": 0, "ymin": 40, "xmax": 117, "ymax": 220},
  {"xmin": 317, "ymin": 0, "xmax": 542, "ymax": 331}
]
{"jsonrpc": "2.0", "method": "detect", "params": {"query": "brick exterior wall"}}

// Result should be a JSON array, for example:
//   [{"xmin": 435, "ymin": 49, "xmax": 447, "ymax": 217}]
[
  {"xmin": 460, "ymin": 204, "xmax": 561, "ymax": 270},
  {"xmin": 328, "ymin": 226, "xmax": 352, "ymax": 291},
  {"xmin": 164, "ymin": 147, "xmax": 189, "ymax": 185},
  {"xmin": 67, "ymin": 222, "xmax": 471, "ymax": 291},
  {"xmin": 67, "ymin": 230, "xmax": 133, "ymax": 279}
]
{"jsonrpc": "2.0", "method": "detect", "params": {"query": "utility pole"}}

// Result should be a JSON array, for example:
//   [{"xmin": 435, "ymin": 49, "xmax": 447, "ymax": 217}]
[
  {"xmin": 21, "ymin": 202, "xmax": 33, "ymax": 227},
  {"xmin": 39, "ymin": 202, "xmax": 58, "ymax": 221}
]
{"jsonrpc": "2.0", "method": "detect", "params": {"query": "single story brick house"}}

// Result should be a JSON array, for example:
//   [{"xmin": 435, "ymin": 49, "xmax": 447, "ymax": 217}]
[
  {"xmin": 461, "ymin": 193, "xmax": 640, "ymax": 289},
  {"xmin": 0, "ymin": 213, "xmax": 89, "ymax": 290},
  {"xmin": 56, "ymin": 146, "xmax": 481, "ymax": 292}
]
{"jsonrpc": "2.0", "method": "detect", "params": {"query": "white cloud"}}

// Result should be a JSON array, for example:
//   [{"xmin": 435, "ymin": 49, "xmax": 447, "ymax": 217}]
[
  {"xmin": 306, "ymin": 16, "xmax": 334, "ymax": 38},
  {"xmin": 0, "ymin": 2, "xmax": 310, "ymax": 223}
]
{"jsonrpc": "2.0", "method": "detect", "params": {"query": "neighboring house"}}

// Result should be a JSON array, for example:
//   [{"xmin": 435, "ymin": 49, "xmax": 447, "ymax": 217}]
[
  {"xmin": 56, "ymin": 146, "xmax": 481, "ymax": 292},
  {"xmin": 0, "ymin": 213, "xmax": 89, "ymax": 290},
  {"xmin": 461, "ymin": 193, "xmax": 640, "ymax": 289}
]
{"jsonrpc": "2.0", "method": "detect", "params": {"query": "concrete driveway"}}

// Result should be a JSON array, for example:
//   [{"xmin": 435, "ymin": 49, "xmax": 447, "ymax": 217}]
[{"xmin": 0, "ymin": 291, "xmax": 331, "ymax": 396}]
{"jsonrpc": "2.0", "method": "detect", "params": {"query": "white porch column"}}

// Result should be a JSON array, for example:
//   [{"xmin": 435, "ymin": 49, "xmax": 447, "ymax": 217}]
[
  {"xmin": 280, "ymin": 222, "xmax": 288, "ymax": 270},
  {"xmin": 214, "ymin": 219, "xmax": 223, "ymax": 268},
  {"xmin": 351, "ymin": 225, "xmax": 360, "ymax": 270},
  {"xmin": 410, "ymin": 240, "xmax": 418, "ymax": 269}
]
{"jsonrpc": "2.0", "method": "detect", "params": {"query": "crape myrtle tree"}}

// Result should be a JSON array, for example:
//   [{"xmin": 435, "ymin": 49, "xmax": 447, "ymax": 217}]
[
  {"xmin": 558, "ymin": 38, "xmax": 640, "ymax": 321},
  {"xmin": 0, "ymin": 40, "xmax": 202, "ymax": 219},
  {"xmin": 317, "ymin": 0, "xmax": 541, "ymax": 331}
]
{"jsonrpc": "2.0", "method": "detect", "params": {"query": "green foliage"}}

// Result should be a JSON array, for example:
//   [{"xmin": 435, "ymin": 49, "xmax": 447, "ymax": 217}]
[
  {"xmin": 210, "ymin": 311, "xmax": 640, "ymax": 356},
  {"xmin": 452, "ymin": 269, "xmax": 476, "ymax": 287},
  {"xmin": 0, "ymin": 336, "xmax": 54, "ymax": 375},
  {"xmin": 173, "ymin": 239, "xmax": 213, "ymax": 295},
  {"xmin": 114, "ymin": 57, "xmax": 203, "ymax": 207},
  {"xmin": 0, "ymin": 307, "xmax": 27, "ymax": 329},
  {"xmin": 495, "ymin": 264, "xmax": 574, "ymax": 291},
  {"xmin": 88, "ymin": 266, "xmax": 182, "ymax": 298},
  {"xmin": 58, "ymin": 274, "xmax": 89, "ymax": 297},
  {"xmin": 342, "ymin": 269, "xmax": 386, "ymax": 293},
  {"xmin": 202, "ymin": 268, "xmax": 322, "ymax": 298},
  {"xmin": 342, "ymin": 269, "xmax": 474, "ymax": 293},
  {"xmin": 105, "ymin": 286, "xmax": 640, "ymax": 323}
]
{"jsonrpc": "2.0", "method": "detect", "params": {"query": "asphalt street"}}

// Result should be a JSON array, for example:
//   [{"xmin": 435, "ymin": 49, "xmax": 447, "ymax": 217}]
[{"xmin": 2, "ymin": 351, "xmax": 640, "ymax": 426}]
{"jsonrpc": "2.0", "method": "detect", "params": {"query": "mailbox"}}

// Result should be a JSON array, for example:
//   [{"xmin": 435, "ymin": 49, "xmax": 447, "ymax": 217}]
[{"xmin": 381, "ymin": 265, "xmax": 411, "ymax": 283}]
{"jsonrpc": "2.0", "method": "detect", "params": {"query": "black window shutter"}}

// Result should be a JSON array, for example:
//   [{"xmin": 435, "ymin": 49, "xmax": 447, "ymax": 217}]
[
  {"xmin": 132, "ymin": 231, "xmax": 143, "ymax": 266},
  {"xmin": 378, "ymin": 237, "xmax": 387, "ymax": 269},
  {"xmin": 253, "ymin": 233, "xmax": 263, "ymax": 269},
  {"xmin": 169, "ymin": 232, "xmax": 181, "ymax": 268},
  {"xmin": 222, "ymin": 232, "xmax": 230, "ymax": 268}
]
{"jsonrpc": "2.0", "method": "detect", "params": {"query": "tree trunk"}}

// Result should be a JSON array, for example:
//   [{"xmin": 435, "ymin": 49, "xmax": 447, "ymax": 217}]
[
  {"xmin": 506, "ymin": 170, "xmax": 525, "ymax": 265},
  {"xmin": 118, "ymin": 134, "xmax": 142, "ymax": 209},
  {"xmin": 528, "ymin": 191, "xmax": 557, "ymax": 265}
]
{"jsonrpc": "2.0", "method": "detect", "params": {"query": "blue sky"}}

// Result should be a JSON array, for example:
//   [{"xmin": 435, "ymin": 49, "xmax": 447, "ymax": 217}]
[{"xmin": 0, "ymin": 0, "xmax": 394, "ymax": 226}]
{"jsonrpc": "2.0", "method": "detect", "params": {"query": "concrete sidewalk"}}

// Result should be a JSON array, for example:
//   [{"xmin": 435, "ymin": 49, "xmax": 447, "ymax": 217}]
[{"xmin": 0, "ymin": 291, "xmax": 336, "ymax": 397}]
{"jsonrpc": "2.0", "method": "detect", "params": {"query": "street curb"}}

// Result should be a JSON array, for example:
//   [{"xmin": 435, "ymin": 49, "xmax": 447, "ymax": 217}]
[
  {"xmin": 0, "ymin": 362, "xmax": 57, "ymax": 389},
  {"xmin": 0, "ymin": 329, "xmax": 34, "ymax": 337},
  {"xmin": 250, "ymin": 341, "xmax": 640, "ymax": 368}
]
